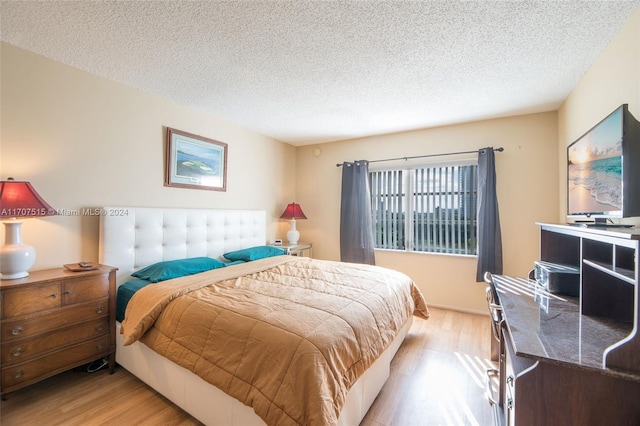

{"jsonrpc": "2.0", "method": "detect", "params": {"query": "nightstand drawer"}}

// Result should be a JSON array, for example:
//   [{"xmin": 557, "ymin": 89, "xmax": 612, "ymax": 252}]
[
  {"xmin": 1, "ymin": 283, "xmax": 61, "ymax": 318},
  {"xmin": 1, "ymin": 299, "xmax": 109, "ymax": 341},
  {"xmin": 1, "ymin": 317, "xmax": 110, "ymax": 365},
  {"xmin": 62, "ymin": 275, "xmax": 109, "ymax": 305},
  {"xmin": 2, "ymin": 334, "xmax": 111, "ymax": 389}
]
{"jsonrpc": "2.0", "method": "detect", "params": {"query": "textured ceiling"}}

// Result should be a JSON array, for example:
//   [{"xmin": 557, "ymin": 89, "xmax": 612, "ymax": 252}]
[{"xmin": 1, "ymin": 1, "xmax": 639, "ymax": 145}]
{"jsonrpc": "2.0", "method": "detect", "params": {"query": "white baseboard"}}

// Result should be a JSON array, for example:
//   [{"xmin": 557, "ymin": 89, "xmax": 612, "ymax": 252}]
[{"xmin": 427, "ymin": 303, "xmax": 489, "ymax": 317}]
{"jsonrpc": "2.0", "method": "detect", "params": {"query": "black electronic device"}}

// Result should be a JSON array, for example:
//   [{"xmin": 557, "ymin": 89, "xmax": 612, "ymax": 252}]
[
  {"xmin": 534, "ymin": 261, "xmax": 580, "ymax": 297},
  {"xmin": 567, "ymin": 104, "xmax": 640, "ymax": 224}
]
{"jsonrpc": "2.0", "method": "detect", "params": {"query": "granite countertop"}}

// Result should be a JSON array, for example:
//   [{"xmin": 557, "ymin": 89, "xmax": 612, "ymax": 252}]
[{"xmin": 492, "ymin": 275, "xmax": 639, "ymax": 382}]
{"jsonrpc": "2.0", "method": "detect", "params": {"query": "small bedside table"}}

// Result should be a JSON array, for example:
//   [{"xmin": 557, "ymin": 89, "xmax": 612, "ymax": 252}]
[{"xmin": 274, "ymin": 243, "xmax": 313, "ymax": 258}]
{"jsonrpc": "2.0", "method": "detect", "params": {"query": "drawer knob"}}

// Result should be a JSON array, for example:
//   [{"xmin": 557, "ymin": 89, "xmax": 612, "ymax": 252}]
[
  {"xmin": 13, "ymin": 370, "xmax": 24, "ymax": 379},
  {"xmin": 96, "ymin": 305, "xmax": 104, "ymax": 314},
  {"xmin": 49, "ymin": 292, "xmax": 58, "ymax": 299},
  {"xmin": 11, "ymin": 347, "xmax": 24, "ymax": 357},
  {"xmin": 96, "ymin": 343, "xmax": 104, "ymax": 350},
  {"xmin": 64, "ymin": 289, "xmax": 72, "ymax": 296},
  {"xmin": 11, "ymin": 326, "xmax": 24, "ymax": 336},
  {"xmin": 95, "ymin": 323, "xmax": 105, "ymax": 332}
]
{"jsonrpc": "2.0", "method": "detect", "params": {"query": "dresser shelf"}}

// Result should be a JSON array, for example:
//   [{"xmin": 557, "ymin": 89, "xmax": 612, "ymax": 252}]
[{"xmin": 582, "ymin": 259, "xmax": 635, "ymax": 285}]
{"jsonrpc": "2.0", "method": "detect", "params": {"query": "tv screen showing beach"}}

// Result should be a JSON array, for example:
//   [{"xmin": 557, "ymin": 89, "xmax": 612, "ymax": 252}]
[{"xmin": 568, "ymin": 107, "xmax": 623, "ymax": 216}]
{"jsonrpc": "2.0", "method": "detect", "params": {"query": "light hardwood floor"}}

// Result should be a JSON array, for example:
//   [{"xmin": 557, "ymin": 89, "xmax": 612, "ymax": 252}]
[{"xmin": 0, "ymin": 307, "xmax": 494, "ymax": 426}]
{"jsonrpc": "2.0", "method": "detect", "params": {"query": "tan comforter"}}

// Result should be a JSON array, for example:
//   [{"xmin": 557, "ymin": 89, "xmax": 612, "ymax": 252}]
[{"xmin": 121, "ymin": 256, "xmax": 429, "ymax": 426}]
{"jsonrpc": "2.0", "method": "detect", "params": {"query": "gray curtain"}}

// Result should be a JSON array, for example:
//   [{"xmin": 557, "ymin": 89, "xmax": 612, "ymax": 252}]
[
  {"xmin": 340, "ymin": 160, "xmax": 376, "ymax": 265},
  {"xmin": 476, "ymin": 147, "xmax": 503, "ymax": 281}
]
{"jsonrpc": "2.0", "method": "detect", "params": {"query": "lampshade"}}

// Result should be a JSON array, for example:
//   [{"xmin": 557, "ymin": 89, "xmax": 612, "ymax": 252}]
[
  {"xmin": 279, "ymin": 203, "xmax": 307, "ymax": 220},
  {"xmin": 280, "ymin": 203, "xmax": 306, "ymax": 245},
  {"xmin": 0, "ymin": 178, "xmax": 57, "ymax": 279}
]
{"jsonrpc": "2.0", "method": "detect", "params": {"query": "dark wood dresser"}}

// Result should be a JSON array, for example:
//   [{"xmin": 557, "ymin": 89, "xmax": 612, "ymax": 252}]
[
  {"xmin": 485, "ymin": 224, "xmax": 640, "ymax": 425},
  {"xmin": 0, "ymin": 265, "xmax": 116, "ymax": 397}
]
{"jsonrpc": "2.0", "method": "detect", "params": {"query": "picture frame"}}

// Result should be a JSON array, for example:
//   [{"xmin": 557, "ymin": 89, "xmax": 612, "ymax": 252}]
[{"xmin": 165, "ymin": 127, "xmax": 228, "ymax": 191}]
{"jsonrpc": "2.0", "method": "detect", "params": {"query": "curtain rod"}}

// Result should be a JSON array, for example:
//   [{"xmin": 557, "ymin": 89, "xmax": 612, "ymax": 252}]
[{"xmin": 336, "ymin": 147, "xmax": 504, "ymax": 167}]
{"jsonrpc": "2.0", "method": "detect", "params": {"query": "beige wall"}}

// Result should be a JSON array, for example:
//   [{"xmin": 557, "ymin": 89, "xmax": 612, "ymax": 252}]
[
  {"xmin": 296, "ymin": 112, "xmax": 559, "ymax": 314},
  {"xmin": 558, "ymin": 7, "xmax": 640, "ymax": 225},
  {"xmin": 0, "ymin": 43, "xmax": 296, "ymax": 271}
]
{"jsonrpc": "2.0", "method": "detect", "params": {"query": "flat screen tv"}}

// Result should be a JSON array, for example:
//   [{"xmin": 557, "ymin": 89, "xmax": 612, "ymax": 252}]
[{"xmin": 567, "ymin": 104, "xmax": 640, "ymax": 225}]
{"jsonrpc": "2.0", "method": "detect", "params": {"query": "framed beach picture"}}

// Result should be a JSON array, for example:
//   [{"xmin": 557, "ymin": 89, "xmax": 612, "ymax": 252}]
[{"xmin": 165, "ymin": 127, "xmax": 227, "ymax": 191}]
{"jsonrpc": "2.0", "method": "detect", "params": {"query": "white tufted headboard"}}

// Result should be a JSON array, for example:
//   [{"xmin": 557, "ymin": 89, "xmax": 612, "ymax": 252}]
[{"xmin": 98, "ymin": 207, "xmax": 266, "ymax": 286}]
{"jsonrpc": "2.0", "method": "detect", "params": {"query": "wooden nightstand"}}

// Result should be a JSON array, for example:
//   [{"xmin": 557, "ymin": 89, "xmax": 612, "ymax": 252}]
[
  {"xmin": 0, "ymin": 265, "xmax": 117, "ymax": 397},
  {"xmin": 274, "ymin": 243, "xmax": 313, "ymax": 258}
]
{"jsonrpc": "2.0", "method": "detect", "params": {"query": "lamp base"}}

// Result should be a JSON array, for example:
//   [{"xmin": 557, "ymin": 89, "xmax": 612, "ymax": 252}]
[
  {"xmin": 1, "ymin": 221, "xmax": 35, "ymax": 280},
  {"xmin": 286, "ymin": 230, "xmax": 300, "ymax": 245},
  {"xmin": 286, "ymin": 219, "xmax": 300, "ymax": 244},
  {"xmin": 0, "ymin": 270, "xmax": 30, "ymax": 280}
]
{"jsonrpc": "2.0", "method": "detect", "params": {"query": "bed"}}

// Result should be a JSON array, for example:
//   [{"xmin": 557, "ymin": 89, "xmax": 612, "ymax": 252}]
[{"xmin": 99, "ymin": 206, "xmax": 428, "ymax": 425}]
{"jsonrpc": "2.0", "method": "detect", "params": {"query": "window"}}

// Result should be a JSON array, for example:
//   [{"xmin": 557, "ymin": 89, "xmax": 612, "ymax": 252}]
[{"xmin": 370, "ymin": 162, "xmax": 478, "ymax": 255}]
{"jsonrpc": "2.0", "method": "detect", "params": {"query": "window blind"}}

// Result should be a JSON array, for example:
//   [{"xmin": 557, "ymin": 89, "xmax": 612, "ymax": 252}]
[{"xmin": 370, "ymin": 163, "xmax": 478, "ymax": 255}]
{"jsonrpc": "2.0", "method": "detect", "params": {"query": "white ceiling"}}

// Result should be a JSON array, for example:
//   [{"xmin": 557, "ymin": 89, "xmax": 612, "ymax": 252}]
[{"xmin": 1, "ymin": 1, "xmax": 639, "ymax": 146}]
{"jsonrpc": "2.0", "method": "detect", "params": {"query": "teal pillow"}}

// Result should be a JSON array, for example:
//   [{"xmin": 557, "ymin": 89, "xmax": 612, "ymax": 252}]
[
  {"xmin": 131, "ymin": 257, "xmax": 226, "ymax": 283},
  {"xmin": 223, "ymin": 245, "xmax": 285, "ymax": 262}
]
